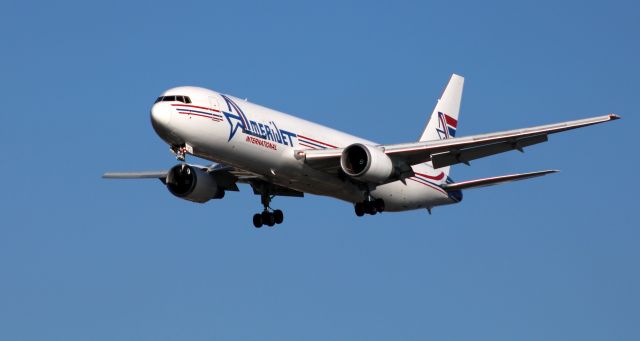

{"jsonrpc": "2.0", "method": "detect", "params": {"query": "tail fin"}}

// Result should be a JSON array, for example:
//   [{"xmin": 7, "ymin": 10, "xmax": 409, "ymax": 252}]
[
  {"xmin": 418, "ymin": 74, "xmax": 464, "ymax": 178},
  {"xmin": 419, "ymin": 74, "xmax": 464, "ymax": 142}
]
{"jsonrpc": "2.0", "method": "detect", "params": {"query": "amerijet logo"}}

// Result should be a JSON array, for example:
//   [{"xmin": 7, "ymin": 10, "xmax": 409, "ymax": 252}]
[
  {"xmin": 436, "ymin": 112, "xmax": 457, "ymax": 139},
  {"xmin": 220, "ymin": 94, "xmax": 297, "ymax": 149}
]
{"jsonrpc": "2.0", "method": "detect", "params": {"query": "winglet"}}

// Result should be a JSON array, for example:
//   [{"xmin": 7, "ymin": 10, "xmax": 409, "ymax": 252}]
[{"xmin": 609, "ymin": 113, "xmax": 621, "ymax": 120}]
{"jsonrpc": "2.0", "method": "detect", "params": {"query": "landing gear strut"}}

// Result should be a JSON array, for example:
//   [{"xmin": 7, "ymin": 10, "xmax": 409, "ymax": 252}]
[
  {"xmin": 354, "ymin": 197, "xmax": 385, "ymax": 217},
  {"xmin": 252, "ymin": 192, "xmax": 284, "ymax": 228},
  {"xmin": 170, "ymin": 144, "xmax": 188, "ymax": 162}
]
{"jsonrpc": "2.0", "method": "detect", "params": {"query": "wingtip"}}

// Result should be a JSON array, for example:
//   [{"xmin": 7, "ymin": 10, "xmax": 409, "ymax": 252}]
[
  {"xmin": 609, "ymin": 113, "xmax": 621, "ymax": 120},
  {"xmin": 537, "ymin": 169, "xmax": 560, "ymax": 176}
]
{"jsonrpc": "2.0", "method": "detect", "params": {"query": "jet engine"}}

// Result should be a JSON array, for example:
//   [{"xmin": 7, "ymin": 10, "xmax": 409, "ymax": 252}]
[
  {"xmin": 166, "ymin": 164, "xmax": 225, "ymax": 203},
  {"xmin": 340, "ymin": 143, "xmax": 393, "ymax": 183}
]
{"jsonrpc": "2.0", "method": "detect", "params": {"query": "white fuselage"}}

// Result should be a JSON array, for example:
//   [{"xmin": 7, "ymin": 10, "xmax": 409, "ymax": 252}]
[{"xmin": 151, "ymin": 86, "xmax": 460, "ymax": 212}]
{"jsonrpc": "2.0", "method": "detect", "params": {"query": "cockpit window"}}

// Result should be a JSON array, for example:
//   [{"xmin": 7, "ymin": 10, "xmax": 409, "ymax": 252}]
[{"xmin": 155, "ymin": 95, "xmax": 192, "ymax": 103}]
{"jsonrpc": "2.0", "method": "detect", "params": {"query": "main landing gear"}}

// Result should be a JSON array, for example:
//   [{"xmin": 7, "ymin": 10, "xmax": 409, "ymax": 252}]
[
  {"xmin": 354, "ymin": 198, "xmax": 385, "ymax": 217},
  {"xmin": 252, "ymin": 193, "xmax": 284, "ymax": 228}
]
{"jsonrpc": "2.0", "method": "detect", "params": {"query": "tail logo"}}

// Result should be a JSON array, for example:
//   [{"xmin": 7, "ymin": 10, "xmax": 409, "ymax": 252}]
[{"xmin": 436, "ymin": 112, "xmax": 457, "ymax": 139}]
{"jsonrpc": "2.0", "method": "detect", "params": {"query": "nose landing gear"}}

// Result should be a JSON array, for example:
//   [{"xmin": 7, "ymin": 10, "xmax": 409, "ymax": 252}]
[
  {"xmin": 252, "ymin": 193, "xmax": 284, "ymax": 228},
  {"xmin": 170, "ymin": 144, "xmax": 190, "ymax": 162}
]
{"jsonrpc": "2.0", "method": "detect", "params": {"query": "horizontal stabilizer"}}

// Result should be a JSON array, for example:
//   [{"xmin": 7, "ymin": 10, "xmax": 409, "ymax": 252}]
[{"xmin": 442, "ymin": 170, "xmax": 558, "ymax": 191}]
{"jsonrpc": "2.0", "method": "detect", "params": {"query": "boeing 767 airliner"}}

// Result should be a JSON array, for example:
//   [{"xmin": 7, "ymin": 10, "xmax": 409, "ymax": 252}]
[{"xmin": 104, "ymin": 74, "xmax": 619, "ymax": 227}]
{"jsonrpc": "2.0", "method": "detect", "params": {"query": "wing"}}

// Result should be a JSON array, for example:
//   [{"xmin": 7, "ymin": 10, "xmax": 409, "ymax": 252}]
[
  {"xmin": 103, "ymin": 164, "xmax": 304, "ymax": 197},
  {"xmin": 299, "ymin": 114, "xmax": 619, "ymax": 171},
  {"xmin": 102, "ymin": 163, "xmax": 264, "ymax": 191},
  {"xmin": 207, "ymin": 164, "xmax": 304, "ymax": 197}
]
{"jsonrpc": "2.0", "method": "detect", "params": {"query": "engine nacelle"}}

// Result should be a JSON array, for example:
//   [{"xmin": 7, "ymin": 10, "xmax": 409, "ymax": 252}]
[
  {"xmin": 166, "ymin": 164, "xmax": 225, "ymax": 203},
  {"xmin": 340, "ymin": 143, "xmax": 394, "ymax": 183}
]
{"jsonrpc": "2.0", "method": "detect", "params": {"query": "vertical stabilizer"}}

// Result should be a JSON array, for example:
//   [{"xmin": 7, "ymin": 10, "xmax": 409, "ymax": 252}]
[
  {"xmin": 419, "ymin": 74, "xmax": 464, "ymax": 142},
  {"xmin": 418, "ymin": 74, "xmax": 464, "ymax": 177}
]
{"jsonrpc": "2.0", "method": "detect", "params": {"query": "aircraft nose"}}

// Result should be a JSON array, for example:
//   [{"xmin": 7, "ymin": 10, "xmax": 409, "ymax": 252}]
[{"xmin": 150, "ymin": 103, "xmax": 173, "ymax": 133}]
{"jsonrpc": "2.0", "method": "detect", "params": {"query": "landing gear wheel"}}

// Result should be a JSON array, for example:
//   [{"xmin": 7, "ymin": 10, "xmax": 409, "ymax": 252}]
[
  {"xmin": 363, "ymin": 201, "xmax": 371, "ymax": 213},
  {"xmin": 374, "ymin": 198, "xmax": 385, "ymax": 212},
  {"xmin": 363, "ymin": 201, "xmax": 378, "ymax": 215},
  {"xmin": 253, "ymin": 188, "xmax": 285, "ymax": 227},
  {"xmin": 273, "ymin": 210, "xmax": 284, "ymax": 224},
  {"xmin": 253, "ymin": 214, "xmax": 263, "ymax": 228},
  {"xmin": 354, "ymin": 202, "xmax": 365, "ymax": 217},
  {"xmin": 262, "ymin": 211, "xmax": 275, "ymax": 227}
]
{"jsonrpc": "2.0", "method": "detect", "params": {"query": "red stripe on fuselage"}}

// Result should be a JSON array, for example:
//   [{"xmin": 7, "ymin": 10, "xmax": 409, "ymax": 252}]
[
  {"xmin": 178, "ymin": 112, "xmax": 222, "ymax": 121},
  {"xmin": 408, "ymin": 177, "xmax": 447, "ymax": 195},
  {"xmin": 414, "ymin": 171, "xmax": 445, "ymax": 181},
  {"xmin": 172, "ymin": 103, "xmax": 221, "ymax": 113},
  {"xmin": 298, "ymin": 142, "xmax": 318, "ymax": 149},
  {"xmin": 297, "ymin": 135, "xmax": 337, "ymax": 148}
]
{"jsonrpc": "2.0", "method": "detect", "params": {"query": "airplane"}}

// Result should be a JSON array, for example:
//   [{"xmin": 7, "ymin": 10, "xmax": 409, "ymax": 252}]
[{"xmin": 104, "ymin": 74, "xmax": 619, "ymax": 228}]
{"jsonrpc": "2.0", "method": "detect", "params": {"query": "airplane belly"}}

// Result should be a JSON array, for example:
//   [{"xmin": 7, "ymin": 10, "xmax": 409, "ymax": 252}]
[
  {"xmin": 372, "ymin": 180, "xmax": 456, "ymax": 212},
  {"xmin": 180, "ymin": 122, "xmax": 362, "ymax": 202}
]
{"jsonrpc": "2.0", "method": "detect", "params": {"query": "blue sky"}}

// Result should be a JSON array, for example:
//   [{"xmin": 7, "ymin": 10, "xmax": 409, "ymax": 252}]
[{"xmin": 1, "ymin": 0, "xmax": 638, "ymax": 340}]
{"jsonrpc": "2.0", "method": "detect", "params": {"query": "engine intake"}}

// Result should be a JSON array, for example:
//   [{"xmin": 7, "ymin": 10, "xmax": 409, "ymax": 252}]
[
  {"xmin": 340, "ymin": 143, "xmax": 393, "ymax": 183},
  {"xmin": 166, "ymin": 164, "xmax": 225, "ymax": 203}
]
